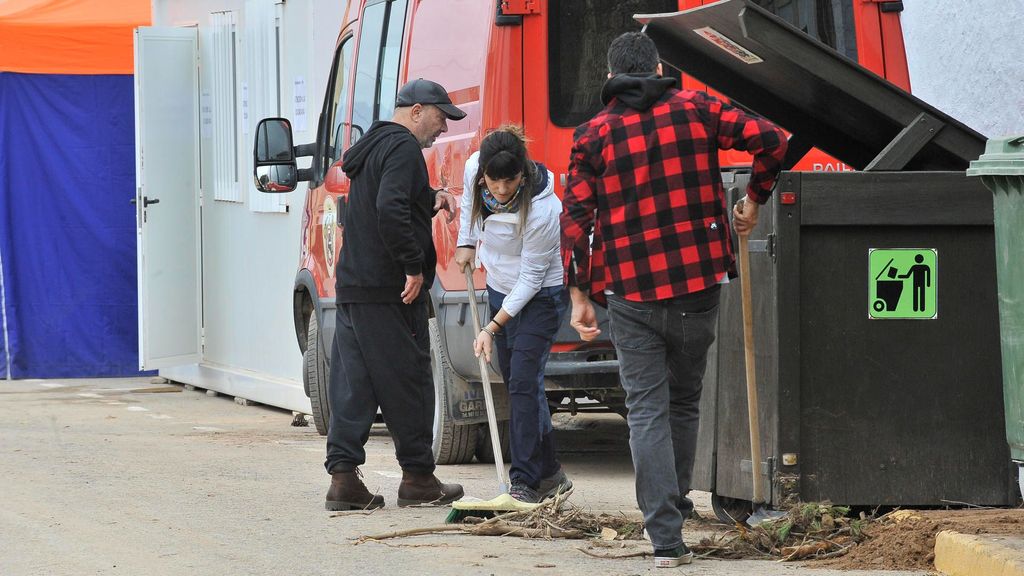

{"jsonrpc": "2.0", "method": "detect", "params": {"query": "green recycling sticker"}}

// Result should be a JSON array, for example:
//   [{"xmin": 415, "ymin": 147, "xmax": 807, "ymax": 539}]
[{"xmin": 868, "ymin": 249, "xmax": 938, "ymax": 319}]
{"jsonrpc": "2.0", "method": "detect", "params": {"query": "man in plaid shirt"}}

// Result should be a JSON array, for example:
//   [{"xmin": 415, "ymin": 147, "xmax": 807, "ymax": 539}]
[{"xmin": 560, "ymin": 32, "xmax": 787, "ymax": 568}]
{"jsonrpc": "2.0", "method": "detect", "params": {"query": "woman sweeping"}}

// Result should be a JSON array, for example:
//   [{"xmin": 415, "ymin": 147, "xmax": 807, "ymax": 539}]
[{"xmin": 454, "ymin": 126, "xmax": 572, "ymax": 504}]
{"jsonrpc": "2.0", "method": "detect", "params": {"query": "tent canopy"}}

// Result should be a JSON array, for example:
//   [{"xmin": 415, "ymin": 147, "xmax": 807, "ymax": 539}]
[
  {"xmin": 1, "ymin": 0, "xmax": 151, "ymax": 378},
  {"xmin": 0, "ymin": 0, "xmax": 151, "ymax": 74}
]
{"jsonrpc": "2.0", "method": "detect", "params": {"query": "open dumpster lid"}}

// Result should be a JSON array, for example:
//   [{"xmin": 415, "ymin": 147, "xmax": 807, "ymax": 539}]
[{"xmin": 636, "ymin": 0, "xmax": 986, "ymax": 171}]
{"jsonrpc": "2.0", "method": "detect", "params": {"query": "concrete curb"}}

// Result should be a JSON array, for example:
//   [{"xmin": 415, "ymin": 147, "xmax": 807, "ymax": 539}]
[{"xmin": 934, "ymin": 531, "xmax": 1024, "ymax": 576}]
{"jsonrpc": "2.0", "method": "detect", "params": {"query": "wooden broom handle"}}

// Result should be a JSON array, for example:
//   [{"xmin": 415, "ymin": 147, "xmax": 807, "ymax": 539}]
[
  {"xmin": 464, "ymin": 267, "xmax": 508, "ymax": 492},
  {"xmin": 738, "ymin": 229, "xmax": 765, "ymax": 506}
]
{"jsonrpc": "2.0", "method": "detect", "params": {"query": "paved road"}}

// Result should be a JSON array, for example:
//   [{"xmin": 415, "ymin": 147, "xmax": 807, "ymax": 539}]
[{"xmin": 0, "ymin": 378, "xmax": 924, "ymax": 576}]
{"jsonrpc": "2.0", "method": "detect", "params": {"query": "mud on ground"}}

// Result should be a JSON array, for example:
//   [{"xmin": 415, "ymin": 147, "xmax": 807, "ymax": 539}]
[{"xmin": 818, "ymin": 508, "xmax": 1024, "ymax": 571}]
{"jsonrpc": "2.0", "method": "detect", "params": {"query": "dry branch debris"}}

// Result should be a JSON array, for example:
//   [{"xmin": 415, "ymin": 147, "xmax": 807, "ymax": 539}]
[{"xmin": 357, "ymin": 492, "xmax": 644, "ymax": 544}]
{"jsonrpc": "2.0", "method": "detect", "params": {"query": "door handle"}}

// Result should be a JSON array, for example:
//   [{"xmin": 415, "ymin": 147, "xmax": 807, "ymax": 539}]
[{"xmin": 130, "ymin": 196, "xmax": 160, "ymax": 207}]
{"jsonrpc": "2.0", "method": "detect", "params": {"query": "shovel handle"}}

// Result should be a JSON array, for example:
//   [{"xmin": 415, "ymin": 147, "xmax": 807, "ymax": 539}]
[
  {"xmin": 464, "ymin": 267, "xmax": 508, "ymax": 493},
  {"xmin": 738, "ymin": 233, "xmax": 765, "ymax": 506}
]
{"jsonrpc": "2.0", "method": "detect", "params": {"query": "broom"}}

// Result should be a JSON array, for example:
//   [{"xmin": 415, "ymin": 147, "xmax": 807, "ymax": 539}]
[{"xmin": 445, "ymin": 267, "xmax": 539, "ymax": 522}]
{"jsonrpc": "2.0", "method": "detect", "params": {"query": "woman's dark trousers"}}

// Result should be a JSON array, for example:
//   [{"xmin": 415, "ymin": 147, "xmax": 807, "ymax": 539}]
[{"xmin": 487, "ymin": 286, "xmax": 567, "ymax": 488}]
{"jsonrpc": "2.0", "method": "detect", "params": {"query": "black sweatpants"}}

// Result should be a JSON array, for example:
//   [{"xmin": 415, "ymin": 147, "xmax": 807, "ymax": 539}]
[{"xmin": 324, "ymin": 300, "xmax": 436, "ymax": 475}]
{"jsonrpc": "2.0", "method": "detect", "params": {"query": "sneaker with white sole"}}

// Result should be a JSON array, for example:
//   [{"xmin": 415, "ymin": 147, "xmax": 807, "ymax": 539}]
[{"xmin": 653, "ymin": 544, "xmax": 693, "ymax": 568}]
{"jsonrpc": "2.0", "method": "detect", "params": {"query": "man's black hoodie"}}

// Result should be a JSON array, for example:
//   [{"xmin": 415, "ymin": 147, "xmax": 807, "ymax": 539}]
[
  {"xmin": 336, "ymin": 120, "xmax": 436, "ymax": 303},
  {"xmin": 600, "ymin": 73, "xmax": 677, "ymax": 111}
]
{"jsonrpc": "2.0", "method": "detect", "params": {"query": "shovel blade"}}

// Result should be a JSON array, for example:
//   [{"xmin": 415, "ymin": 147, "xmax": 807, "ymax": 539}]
[{"xmin": 746, "ymin": 504, "xmax": 787, "ymax": 526}]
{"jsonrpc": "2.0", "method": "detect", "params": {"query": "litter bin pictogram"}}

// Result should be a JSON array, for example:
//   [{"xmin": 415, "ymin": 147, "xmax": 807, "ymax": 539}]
[{"xmin": 868, "ymin": 249, "xmax": 937, "ymax": 319}]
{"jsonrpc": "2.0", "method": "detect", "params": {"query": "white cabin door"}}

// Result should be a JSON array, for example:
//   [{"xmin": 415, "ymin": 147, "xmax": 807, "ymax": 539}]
[{"xmin": 133, "ymin": 27, "xmax": 202, "ymax": 370}]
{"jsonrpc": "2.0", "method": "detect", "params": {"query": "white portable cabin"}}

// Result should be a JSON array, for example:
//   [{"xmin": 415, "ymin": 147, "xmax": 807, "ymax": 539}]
[{"xmin": 135, "ymin": 0, "xmax": 344, "ymax": 412}]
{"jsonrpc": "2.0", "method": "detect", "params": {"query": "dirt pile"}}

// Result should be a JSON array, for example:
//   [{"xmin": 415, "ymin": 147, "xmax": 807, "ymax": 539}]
[
  {"xmin": 693, "ymin": 504, "xmax": 1024, "ymax": 571},
  {"xmin": 821, "ymin": 508, "xmax": 1024, "ymax": 571}
]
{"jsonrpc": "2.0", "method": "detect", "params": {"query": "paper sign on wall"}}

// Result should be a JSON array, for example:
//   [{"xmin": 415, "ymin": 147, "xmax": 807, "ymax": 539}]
[
  {"xmin": 293, "ymin": 77, "xmax": 307, "ymax": 132},
  {"xmin": 200, "ymin": 90, "xmax": 213, "ymax": 139},
  {"xmin": 241, "ymin": 83, "xmax": 249, "ymax": 135}
]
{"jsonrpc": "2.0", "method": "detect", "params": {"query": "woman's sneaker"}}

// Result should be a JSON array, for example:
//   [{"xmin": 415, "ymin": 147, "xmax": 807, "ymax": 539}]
[
  {"xmin": 653, "ymin": 544, "xmax": 693, "ymax": 568},
  {"xmin": 537, "ymin": 469, "xmax": 573, "ymax": 500},
  {"xmin": 509, "ymin": 479, "xmax": 540, "ymax": 503}
]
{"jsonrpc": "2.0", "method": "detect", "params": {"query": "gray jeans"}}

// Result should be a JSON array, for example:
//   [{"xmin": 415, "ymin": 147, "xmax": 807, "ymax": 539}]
[{"xmin": 606, "ymin": 286, "xmax": 720, "ymax": 549}]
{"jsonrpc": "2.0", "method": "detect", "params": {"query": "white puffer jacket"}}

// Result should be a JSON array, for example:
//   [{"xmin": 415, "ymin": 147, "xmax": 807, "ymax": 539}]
[{"xmin": 456, "ymin": 151, "xmax": 564, "ymax": 317}]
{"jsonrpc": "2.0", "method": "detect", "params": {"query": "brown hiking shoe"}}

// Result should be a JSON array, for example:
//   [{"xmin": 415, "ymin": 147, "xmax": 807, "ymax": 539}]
[
  {"xmin": 326, "ymin": 468, "xmax": 384, "ymax": 511},
  {"xmin": 396, "ymin": 471, "xmax": 464, "ymax": 507}
]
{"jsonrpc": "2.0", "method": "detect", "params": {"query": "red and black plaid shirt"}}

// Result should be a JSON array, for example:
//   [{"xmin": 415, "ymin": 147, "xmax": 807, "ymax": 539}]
[{"xmin": 561, "ymin": 87, "xmax": 787, "ymax": 302}]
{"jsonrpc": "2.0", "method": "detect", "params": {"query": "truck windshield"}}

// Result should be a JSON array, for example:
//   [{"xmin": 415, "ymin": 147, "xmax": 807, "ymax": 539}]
[
  {"xmin": 548, "ymin": 0, "xmax": 678, "ymax": 128},
  {"xmin": 751, "ymin": 0, "xmax": 857, "ymax": 62},
  {"xmin": 548, "ymin": 0, "xmax": 857, "ymax": 128}
]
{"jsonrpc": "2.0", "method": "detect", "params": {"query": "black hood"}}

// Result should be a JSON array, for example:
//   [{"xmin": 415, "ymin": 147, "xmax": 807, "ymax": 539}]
[
  {"xmin": 342, "ymin": 121, "xmax": 413, "ymax": 177},
  {"xmin": 601, "ymin": 73, "xmax": 677, "ymax": 111}
]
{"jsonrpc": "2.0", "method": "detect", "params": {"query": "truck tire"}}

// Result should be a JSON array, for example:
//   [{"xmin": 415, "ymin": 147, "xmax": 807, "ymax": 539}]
[
  {"xmin": 475, "ymin": 420, "xmax": 511, "ymax": 463},
  {"xmin": 304, "ymin": 310, "xmax": 331, "ymax": 436},
  {"xmin": 429, "ymin": 318, "xmax": 477, "ymax": 465}
]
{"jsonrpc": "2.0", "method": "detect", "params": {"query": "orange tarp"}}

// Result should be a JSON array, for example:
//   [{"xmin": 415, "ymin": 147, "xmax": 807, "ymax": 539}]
[{"xmin": 0, "ymin": 0, "xmax": 151, "ymax": 74}]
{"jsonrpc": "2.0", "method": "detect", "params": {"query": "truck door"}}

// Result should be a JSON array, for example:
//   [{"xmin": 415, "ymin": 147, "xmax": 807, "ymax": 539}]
[
  {"xmin": 306, "ymin": 36, "xmax": 355, "ymax": 303},
  {"xmin": 133, "ymin": 27, "xmax": 202, "ymax": 370},
  {"xmin": 311, "ymin": 0, "xmax": 407, "ymax": 299}
]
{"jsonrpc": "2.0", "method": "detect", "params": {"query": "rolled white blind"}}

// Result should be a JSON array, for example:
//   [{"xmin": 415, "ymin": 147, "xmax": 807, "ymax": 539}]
[{"xmin": 210, "ymin": 11, "xmax": 240, "ymax": 202}]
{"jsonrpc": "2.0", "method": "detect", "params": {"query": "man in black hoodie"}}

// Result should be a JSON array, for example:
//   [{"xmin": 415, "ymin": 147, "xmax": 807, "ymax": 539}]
[{"xmin": 324, "ymin": 79, "xmax": 466, "ymax": 510}]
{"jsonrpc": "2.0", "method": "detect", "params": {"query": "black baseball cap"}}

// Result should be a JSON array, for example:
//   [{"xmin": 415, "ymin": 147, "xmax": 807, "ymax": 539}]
[{"xmin": 395, "ymin": 78, "xmax": 467, "ymax": 120}]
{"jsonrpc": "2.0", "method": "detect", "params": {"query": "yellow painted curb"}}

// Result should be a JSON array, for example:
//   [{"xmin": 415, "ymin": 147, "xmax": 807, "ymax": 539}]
[{"xmin": 934, "ymin": 531, "xmax": 1024, "ymax": 576}]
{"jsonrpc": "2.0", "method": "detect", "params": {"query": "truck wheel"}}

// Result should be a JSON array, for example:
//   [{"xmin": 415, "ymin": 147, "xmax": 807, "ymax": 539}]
[
  {"xmin": 711, "ymin": 493, "xmax": 752, "ymax": 524},
  {"xmin": 429, "ymin": 318, "xmax": 477, "ymax": 465},
  {"xmin": 475, "ymin": 420, "xmax": 511, "ymax": 463},
  {"xmin": 304, "ymin": 310, "xmax": 331, "ymax": 436}
]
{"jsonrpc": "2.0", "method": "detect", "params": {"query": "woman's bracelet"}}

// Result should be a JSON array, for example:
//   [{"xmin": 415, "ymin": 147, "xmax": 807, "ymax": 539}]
[{"xmin": 481, "ymin": 326, "xmax": 497, "ymax": 338}]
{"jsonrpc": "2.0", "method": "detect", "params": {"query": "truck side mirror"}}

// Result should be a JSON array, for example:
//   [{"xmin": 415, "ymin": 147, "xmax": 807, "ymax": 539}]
[{"xmin": 253, "ymin": 118, "xmax": 298, "ymax": 193}]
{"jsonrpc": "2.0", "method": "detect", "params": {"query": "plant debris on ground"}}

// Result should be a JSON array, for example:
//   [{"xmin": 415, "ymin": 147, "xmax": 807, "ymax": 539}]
[
  {"xmin": 356, "ymin": 492, "xmax": 646, "ymax": 544},
  {"xmin": 692, "ymin": 502, "xmax": 871, "ymax": 561},
  {"xmin": 356, "ymin": 497, "xmax": 866, "ymax": 560},
  {"xmin": 355, "ymin": 497, "xmax": 1024, "ymax": 571}
]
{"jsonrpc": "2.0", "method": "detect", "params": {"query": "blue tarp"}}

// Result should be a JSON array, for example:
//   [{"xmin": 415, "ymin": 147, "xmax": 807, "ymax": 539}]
[{"xmin": 0, "ymin": 72, "xmax": 144, "ymax": 378}]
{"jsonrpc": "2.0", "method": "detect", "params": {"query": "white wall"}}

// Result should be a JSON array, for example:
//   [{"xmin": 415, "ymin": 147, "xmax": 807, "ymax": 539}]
[
  {"xmin": 901, "ymin": 1, "xmax": 1024, "ymax": 138},
  {"xmin": 151, "ymin": 0, "xmax": 346, "ymax": 394}
]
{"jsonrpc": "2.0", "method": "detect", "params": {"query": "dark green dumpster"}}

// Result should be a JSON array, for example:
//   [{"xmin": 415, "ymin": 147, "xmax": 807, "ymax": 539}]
[
  {"xmin": 968, "ymin": 136, "xmax": 1024, "ymax": 497},
  {"xmin": 638, "ymin": 0, "xmax": 1019, "ymax": 518}
]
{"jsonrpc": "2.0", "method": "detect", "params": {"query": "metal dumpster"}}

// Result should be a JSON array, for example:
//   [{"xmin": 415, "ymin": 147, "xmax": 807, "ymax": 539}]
[{"xmin": 636, "ymin": 0, "xmax": 1019, "ymax": 517}]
